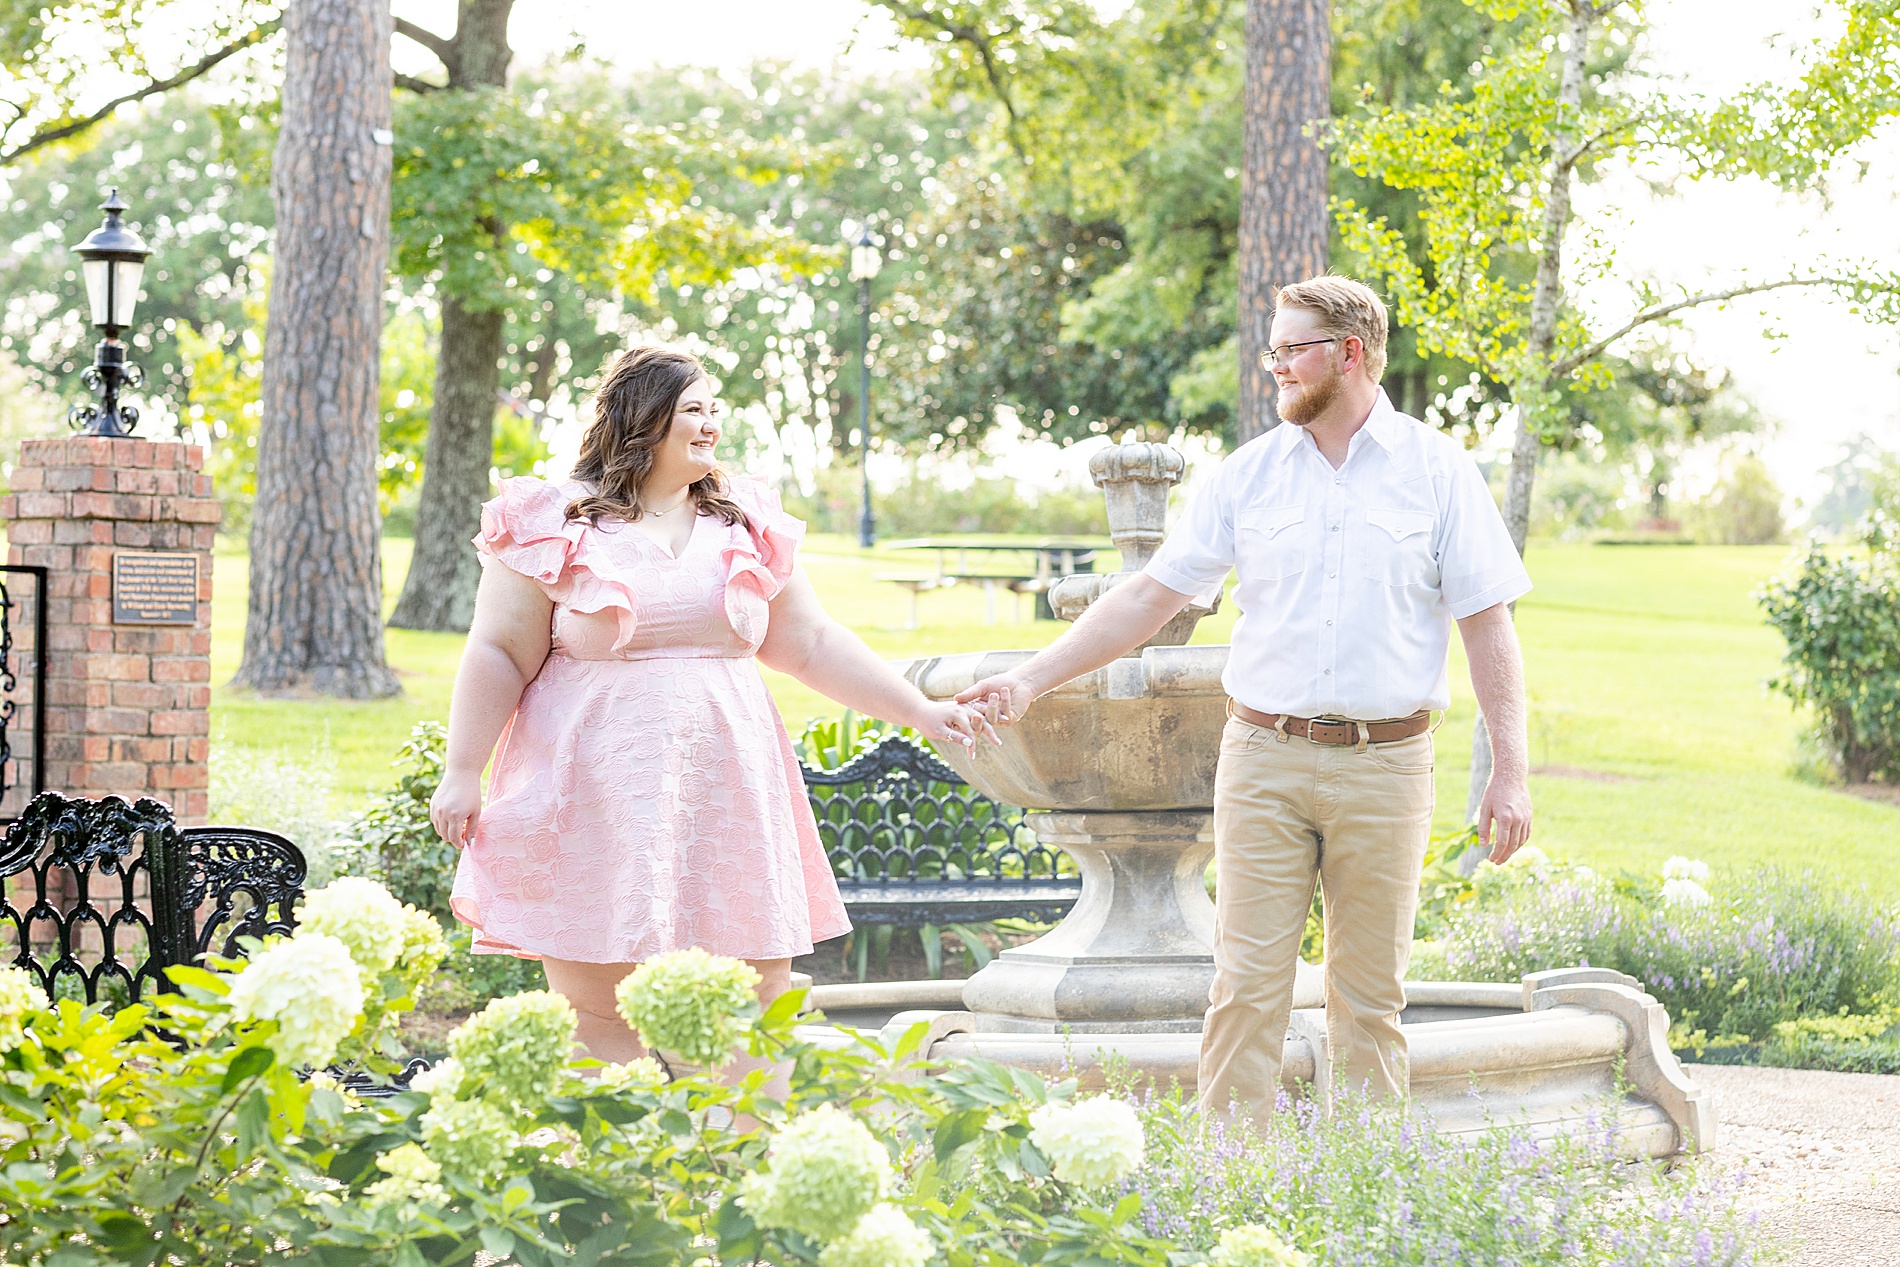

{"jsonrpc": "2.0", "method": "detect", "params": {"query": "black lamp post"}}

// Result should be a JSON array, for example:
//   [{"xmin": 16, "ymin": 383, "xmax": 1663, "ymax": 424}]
[
  {"xmin": 68, "ymin": 189, "xmax": 153, "ymax": 437},
  {"xmin": 849, "ymin": 226, "xmax": 882, "ymax": 549}
]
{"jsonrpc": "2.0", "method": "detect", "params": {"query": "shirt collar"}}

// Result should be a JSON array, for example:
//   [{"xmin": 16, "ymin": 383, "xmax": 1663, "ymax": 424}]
[{"xmin": 1271, "ymin": 387, "xmax": 1406, "ymax": 464}]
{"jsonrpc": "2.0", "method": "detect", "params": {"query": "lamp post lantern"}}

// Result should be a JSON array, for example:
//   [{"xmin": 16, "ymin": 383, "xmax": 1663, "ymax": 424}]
[
  {"xmin": 68, "ymin": 188, "xmax": 153, "ymax": 437},
  {"xmin": 849, "ymin": 226, "xmax": 882, "ymax": 549}
]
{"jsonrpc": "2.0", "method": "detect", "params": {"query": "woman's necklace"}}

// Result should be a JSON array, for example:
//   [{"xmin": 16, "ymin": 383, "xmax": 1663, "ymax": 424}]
[{"xmin": 645, "ymin": 491, "xmax": 695, "ymax": 518}]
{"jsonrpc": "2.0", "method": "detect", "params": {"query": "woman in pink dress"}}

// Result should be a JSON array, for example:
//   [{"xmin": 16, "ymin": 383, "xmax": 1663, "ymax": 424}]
[{"xmin": 428, "ymin": 345, "xmax": 986, "ymax": 1062}]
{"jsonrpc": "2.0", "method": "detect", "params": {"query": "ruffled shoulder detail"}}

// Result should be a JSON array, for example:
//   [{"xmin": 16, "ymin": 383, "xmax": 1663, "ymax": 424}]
[
  {"xmin": 721, "ymin": 477, "xmax": 806, "ymax": 647},
  {"xmin": 475, "ymin": 477, "xmax": 640, "ymax": 654}
]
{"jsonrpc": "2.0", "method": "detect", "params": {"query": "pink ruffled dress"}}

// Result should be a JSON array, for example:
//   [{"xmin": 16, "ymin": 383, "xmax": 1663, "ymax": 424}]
[{"xmin": 448, "ymin": 475, "xmax": 852, "ymax": 964}]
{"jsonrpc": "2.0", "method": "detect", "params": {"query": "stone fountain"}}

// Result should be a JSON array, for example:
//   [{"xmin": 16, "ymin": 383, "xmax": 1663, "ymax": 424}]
[{"xmin": 805, "ymin": 442, "xmax": 1713, "ymax": 1159}]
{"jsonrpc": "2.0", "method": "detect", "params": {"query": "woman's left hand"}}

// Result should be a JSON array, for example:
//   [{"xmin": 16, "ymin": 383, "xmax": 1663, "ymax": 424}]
[{"xmin": 912, "ymin": 700, "xmax": 996, "ymax": 750}]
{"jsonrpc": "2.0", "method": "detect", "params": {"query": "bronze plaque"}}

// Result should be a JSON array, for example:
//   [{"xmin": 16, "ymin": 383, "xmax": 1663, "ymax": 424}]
[{"xmin": 112, "ymin": 552, "xmax": 199, "ymax": 625}]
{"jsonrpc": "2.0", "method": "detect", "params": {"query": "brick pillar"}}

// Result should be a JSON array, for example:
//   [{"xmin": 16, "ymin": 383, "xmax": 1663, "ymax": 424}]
[{"xmin": 0, "ymin": 437, "xmax": 220, "ymax": 823}]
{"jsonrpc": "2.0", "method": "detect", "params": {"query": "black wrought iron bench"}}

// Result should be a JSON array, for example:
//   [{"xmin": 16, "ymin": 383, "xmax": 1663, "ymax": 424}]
[
  {"xmin": 802, "ymin": 735, "xmax": 1080, "ymax": 928},
  {"xmin": 0, "ymin": 792, "xmax": 305, "ymax": 1004}
]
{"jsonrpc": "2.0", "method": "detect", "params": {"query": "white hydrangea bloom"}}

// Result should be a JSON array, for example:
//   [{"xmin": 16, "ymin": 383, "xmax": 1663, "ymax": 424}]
[
  {"xmin": 296, "ymin": 877, "xmax": 411, "ymax": 980},
  {"xmin": 0, "ymin": 965, "xmax": 43, "ymax": 1054},
  {"xmin": 421, "ymin": 1095, "xmax": 515, "ymax": 1183},
  {"xmin": 408, "ymin": 1056, "xmax": 465, "ymax": 1099},
  {"xmin": 1208, "ymin": 1224, "xmax": 1312, "ymax": 1267},
  {"xmin": 226, "ymin": 933, "xmax": 366, "ymax": 1069},
  {"xmin": 1028, "ymin": 1095, "xmax": 1145, "ymax": 1187},
  {"xmin": 1505, "ymin": 845, "xmax": 1550, "ymax": 870},
  {"xmin": 447, "ymin": 990, "xmax": 576, "ymax": 1110},
  {"xmin": 818, "ymin": 1203, "xmax": 933, "ymax": 1267},
  {"xmin": 597, "ymin": 1057, "xmax": 670, "ymax": 1090},
  {"xmin": 739, "ymin": 1104, "xmax": 893, "ymax": 1241},
  {"xmin": 364, "ymin": 1142, "xmax": 448, "ymax": 1208},
  {"xmin": 1661, "ymin": 877, "xmax": 1713, "ymax": 907},
  {"xmin": 1661, "ymin": 856, "xmax": 1712, "ymax": 884}
]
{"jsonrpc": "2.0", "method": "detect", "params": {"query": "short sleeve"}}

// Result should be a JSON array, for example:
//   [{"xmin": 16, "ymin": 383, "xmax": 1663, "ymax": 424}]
[
  {"xmin": 475, "ymin": 477, "xmax": 584, "ymax": 586},
  {"xmin": 1436, "ymin": 454, "xmax": 1532, "ymax": 619},
  {"xmin": 722, "ymin": 476, "xmax": 806, "ymax": 603},
  {"xmin": 1144, "ymin": 466, "xmax": 1236, "ymax": 602},
  {"xmin": 475, "ymin": 476, "xmax": 640, "ymax": 653}
]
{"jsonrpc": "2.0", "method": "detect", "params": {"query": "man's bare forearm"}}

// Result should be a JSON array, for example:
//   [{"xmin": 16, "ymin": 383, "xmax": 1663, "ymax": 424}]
[
  {"xmin": 1017, "ymin": 574, "xmax": 1195, "ymax": 697},
  {"xmin": 1458, "ymin": 604, "xmax": 1528, "ymax": 779}
]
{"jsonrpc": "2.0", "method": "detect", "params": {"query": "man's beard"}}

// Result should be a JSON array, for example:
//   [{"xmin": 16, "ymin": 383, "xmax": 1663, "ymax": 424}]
[{"xmin": 1276, "ymin": 364, "xmax": 1343, "ymax": 425}]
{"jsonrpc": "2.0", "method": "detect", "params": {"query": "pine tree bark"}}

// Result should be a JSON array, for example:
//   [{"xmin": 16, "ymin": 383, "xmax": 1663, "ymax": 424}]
[
  {"xmin": 235, "ymin": 0, "xmax": 399, "ymax": 698},
  {"xmin": 387, "ymin": 0, "xmax": 515, "ymax": 632},
  {"xmin": 1238, "ymin": 0, "xmax": 1332, "ymax": 443}
]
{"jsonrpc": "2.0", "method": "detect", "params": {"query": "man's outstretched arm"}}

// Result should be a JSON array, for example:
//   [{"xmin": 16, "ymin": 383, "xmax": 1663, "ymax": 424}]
[
  {"xmin": 956, "ymin": 574, "xmax": 1196, "ymax": 724},
  {"xmin": 1457, "ymin": 601, "xmax": 1532, "ymax": 863}
]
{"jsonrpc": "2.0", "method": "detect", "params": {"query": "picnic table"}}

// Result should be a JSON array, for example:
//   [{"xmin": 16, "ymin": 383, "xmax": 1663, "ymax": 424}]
[{"xmin": 883, "ymin": 538, "xmax": 1105, "ymax": 621}]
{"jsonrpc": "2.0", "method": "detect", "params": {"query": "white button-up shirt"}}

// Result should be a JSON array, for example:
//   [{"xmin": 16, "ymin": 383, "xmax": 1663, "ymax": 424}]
[{"xmin": 1145, "ymin": 389, "xmax": 1531, "ymax": 720}]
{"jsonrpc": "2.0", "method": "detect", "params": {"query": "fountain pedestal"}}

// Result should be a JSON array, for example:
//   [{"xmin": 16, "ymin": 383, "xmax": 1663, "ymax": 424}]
[{"xmin": 962, "ymin": 811, "xmax": 1216, "ymax": 1033}]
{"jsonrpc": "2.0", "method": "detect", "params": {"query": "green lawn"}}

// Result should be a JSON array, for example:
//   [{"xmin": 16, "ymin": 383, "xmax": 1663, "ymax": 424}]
[{"xmin": 209, "ymin": 536, "xmax": 1900, "ymax": 895}]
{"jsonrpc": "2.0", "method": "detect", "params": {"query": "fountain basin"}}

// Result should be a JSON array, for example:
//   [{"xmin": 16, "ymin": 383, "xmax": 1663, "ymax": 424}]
[{"xmin": 903, "ymin": 645, "xmax": 1228, "ymax": 811}]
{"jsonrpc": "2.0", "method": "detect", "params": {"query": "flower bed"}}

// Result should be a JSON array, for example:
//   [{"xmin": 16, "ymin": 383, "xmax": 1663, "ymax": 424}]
[
  {"xmin": 1413, "ymin": 849, "xmax": 1900, "ymax": 1071},
  {"xmin": 0, "ymin": 878, "xmax": 1773, "ymax": 1265}
]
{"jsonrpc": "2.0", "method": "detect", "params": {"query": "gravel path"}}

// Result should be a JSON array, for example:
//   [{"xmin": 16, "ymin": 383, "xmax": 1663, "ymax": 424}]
[{"xmin": 1689, "ymin": 1064, "xmax": 1900, "ymax": 1265}]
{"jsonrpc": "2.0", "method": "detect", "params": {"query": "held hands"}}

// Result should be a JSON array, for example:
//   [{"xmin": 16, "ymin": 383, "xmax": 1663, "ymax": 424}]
[
  {"xmin": 954, "ymin": 672, "xmax": 1035, "ymax": 735},
  {"xmin": 430, "ymin": 768, "xmax": 484, "ymax": 849},
  {"xmin": 1477, "ymin": 770, "xmax": 1533, "ymax": 865},
  {"xmin": 913, "ymin": 699, "xmax": 998, "ymax": 750}
]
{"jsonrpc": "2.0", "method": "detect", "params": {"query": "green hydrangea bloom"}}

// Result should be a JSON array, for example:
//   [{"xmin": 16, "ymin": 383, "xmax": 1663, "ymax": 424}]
[
  {"xmin": 739, "ymin": 1104, "xmax": 892, "ymax": 1241},
  {"xmin": 226, "ymin": 933, "xmax": 366, "ymax": 1070},
  {"xmin": 447, "ymin": 990, "xmax": 576, "ymax": 1110},
  {"xmin": 0, "ymin": 965, "xmax": 42, "ymax": 1054},
  {"xmin": 297, "ymin": 877, "xmax": 410, "ymax": 980},
  {"xmin": 364, "ymin": 1142, "xmax": 448, "ymax": 1208},
  {"xmin": 597, "ymin": 1056, "xmax": 670, "ymax": 1090},
  {"xmin": 818, "ymin": 1203, "xmax": 933, "ymax": 1267},
  {"xmin": 398, "ymin": 906, "xmax": 451, "ymax": 974},
  {"xmin": 421, "ymin": 1095, "xmax": 514, "ymax": 1184},
  {"xmin": 614, "ymin": 948, "xmax": 760, "ymax": 1067},
  {"xmin": 1208, "ymin": 1225, "xmax": 1312, "ymax": 1267},
  {"xmin": 1027, "ymin": 1095, "xmax": 1145, "ymax": 1187}
]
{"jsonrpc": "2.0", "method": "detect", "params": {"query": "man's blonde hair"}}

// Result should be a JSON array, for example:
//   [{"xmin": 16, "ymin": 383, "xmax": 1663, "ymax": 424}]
[{"xmin": 1274, "ymin": 276, "xmax": 1389, "ymax": 382}]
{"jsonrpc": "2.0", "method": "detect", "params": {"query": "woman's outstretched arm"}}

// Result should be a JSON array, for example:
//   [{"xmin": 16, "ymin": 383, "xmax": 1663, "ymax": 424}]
[
  {"xmin": 429, "ymin": 563, "xmax": 555, "ymax": 847},
  {"xmin": 757, "ymin": 567, "xmax": 985, "ymax": 749}
]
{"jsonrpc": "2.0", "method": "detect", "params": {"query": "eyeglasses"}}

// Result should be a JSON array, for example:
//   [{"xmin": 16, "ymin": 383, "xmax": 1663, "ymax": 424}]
[{"xmin": 1258, "ymin": 338, "xmax": 1338, "ymax": 369}]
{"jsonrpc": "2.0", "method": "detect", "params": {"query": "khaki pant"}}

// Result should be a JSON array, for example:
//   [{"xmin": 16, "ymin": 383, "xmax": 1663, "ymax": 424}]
[{"xmin": 1197, "ymin": 714, "xmax": 1435, "ymax": 1121}]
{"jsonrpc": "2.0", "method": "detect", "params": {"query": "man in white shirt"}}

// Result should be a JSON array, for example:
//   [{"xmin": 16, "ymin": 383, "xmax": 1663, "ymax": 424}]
[{"xmin": 957, "ymin": 276, "xmax": 1533, "ymax": 1121}]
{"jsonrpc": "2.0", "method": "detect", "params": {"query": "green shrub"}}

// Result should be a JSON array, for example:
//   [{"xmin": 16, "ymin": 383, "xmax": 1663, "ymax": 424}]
[
  {"xmin": 1759, "ymin": 536, "xmax": 1900, "ymax": 782},
  {"xmin": 1421, "ymin": 852, "xmax": 1900, "ymax": 1047},
  {"xmin": 331, "ymin": 721, "xmax": 459, "ymax": 923}
]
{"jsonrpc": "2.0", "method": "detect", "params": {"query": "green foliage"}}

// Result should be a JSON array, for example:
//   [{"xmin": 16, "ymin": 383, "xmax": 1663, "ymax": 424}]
[
  {"xmin": 1691, "ymin": 455, "xmax": 1785, "ymax": 546},
  {"xmin": 1332, "ymin": 0, "xmax": 1900, "ymax": 445},
  {"xmin": 1759, "ymin": 538, "xmax": 1900, "ymax": 782},
  {"xmin": 1420, "ymin": 853, "xmax": 1900, "ymax": 1047},
  {"xmin": 332, "ymin": 722, "xmax": 459, "ymax": 924}
]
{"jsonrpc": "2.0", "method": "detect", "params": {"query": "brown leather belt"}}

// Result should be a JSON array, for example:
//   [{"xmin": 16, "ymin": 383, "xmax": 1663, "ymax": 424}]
[{"xmin": 1227, "ymin": 700, "xmax": 1431, "ymax": 746}]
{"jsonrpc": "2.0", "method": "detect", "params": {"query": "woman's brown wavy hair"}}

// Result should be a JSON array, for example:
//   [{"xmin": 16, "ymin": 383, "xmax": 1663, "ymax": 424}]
[{"xmin": 564, "ymin": 346, "xmax": 749, "ymax": 529}]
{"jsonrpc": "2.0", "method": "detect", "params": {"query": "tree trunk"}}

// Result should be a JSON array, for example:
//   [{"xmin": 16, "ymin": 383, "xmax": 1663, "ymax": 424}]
[
  {"xmin": 387, "ymin": 0, "xmax": 515, "ymax": 632},
  {"xmin": 1238, "ymin": 0, "xmax": 1332, "ymax": 444},
  {"xmin": 235, "ymin": 0, "xmax": 399, "ymax": 699},
  {"xmin": 1472, "ymin": 0, "xmax": 1592, "ymax": 813},
  {"xmin": 387, "ymin": 299, "xmax": 503, "ymax": 630}
]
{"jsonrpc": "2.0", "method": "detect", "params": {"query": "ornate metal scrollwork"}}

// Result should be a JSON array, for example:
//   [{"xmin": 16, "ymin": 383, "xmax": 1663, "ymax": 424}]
[
  {"xmin": 177, "ymin": 826, "xmax": 307, "ymax": 961},
  {"xmin": 3, "ymin": 793, "xmax": 307, "ymax": 1003},
  {"xmin": 803, "ymin": 736, "xmax": 1080, "ymax": 925}
]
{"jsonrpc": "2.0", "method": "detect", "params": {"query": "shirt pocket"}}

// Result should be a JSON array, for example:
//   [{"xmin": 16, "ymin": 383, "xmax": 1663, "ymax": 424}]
[
  {"xmin": 1237, "ymin": 504, "xmax": 1307, "ymax": 580},
  {"xmin": 1358, "ymin": 507, "xmax": 1438, "ymax": 588}
]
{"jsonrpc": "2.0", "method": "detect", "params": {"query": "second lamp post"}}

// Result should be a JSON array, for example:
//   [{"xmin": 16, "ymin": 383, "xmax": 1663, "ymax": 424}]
[{"xmin": 850, "ymin": 227, "xmax": 881, "ymax": 549}]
